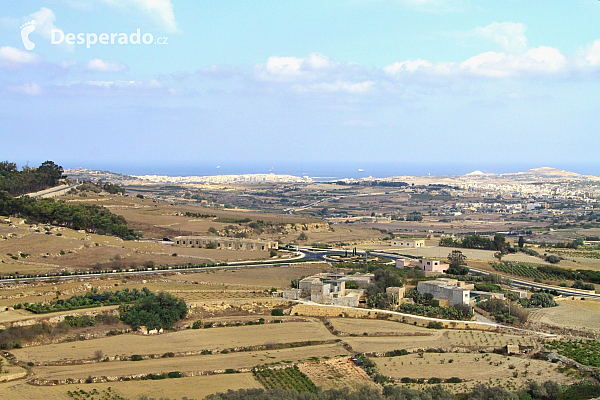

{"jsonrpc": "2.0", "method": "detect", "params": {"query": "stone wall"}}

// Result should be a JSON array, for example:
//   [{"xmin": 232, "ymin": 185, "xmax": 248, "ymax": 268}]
[{"xmin": 290, "ymin": 304, "xmax": 499, "ymax": 331}]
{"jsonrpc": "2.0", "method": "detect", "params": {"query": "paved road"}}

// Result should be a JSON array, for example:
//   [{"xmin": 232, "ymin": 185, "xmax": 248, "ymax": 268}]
[
  {"xmin": 296, "ymin": 247, "xmax": 600, "ymax": 299},
  {"xmin": 26, "ymin": 184, "xmax": 79, "ymax": 198}
]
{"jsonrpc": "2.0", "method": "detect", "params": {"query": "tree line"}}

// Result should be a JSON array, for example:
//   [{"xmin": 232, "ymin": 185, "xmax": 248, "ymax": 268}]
[
  {"xmin": 0, "ymin": 190, "xmax": 137, "ymax": 239},
  {"xmin": 205, "ymin": 381, "xmax": 600, "ymax": 400},
  {"xmin": 0, "ymin": 160, "xmax": 64, "ymax": 196},
  {"xmin": 440, "ymin": 233, "xmax": 507, "ymax": 251}
]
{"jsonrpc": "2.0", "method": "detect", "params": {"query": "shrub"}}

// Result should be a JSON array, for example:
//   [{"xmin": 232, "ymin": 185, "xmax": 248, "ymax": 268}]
[
  {"xmin": 192, "ymin": 320, "xmax": 203, "ymax": 329},
  {"xmin": 130, "ymin": 354, "xmax": 143, "ymax": 361},
  {"xmin": 427, "ymin": 321, "xmax": 444, "ymax": 329},
  {"xmin": 271, "ymin": 309, "xmax": 284, "ymax": 316},
  {"xmin": 119, "ymin": 292, "xmax": 188, "ymax": 330},
  {"xmin": 445, "ymin": 377, "xmax": 462, "ymax": 383},
  {"xmin": 167, "ymin": 371, "xmax": 182, "ymax": 378}
]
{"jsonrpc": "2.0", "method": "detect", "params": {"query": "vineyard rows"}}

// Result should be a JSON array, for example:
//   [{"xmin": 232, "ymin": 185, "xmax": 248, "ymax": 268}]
[
  {"xmin": 545, "ymin": 340, "xmax": 600, "ymax": 368},
  {"xmin": 491, "ymin": 262, "xmax": 563, "ymax": 281},
  {"xmin": 253, "ymin": 366, "xmax": 317, "ymax": 392}
]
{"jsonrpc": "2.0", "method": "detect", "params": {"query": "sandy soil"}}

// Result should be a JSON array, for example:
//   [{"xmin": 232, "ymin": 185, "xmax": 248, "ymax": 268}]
[
  {"xmin": 529, "ymin": 298, "xmax": 600, "ymax": 330},
  {"xmin": 11, "ymin": 320, "xmax": 334, "ymax": 363},
  {"xmin": 299, "ymin": 357, "xmax": 380, "ymax": 391},
  {"xmin": 31, "ymin": 343, "xmax": 349, "ymax": 381},
  {"xmin": 376, "ymin": 352, "xmax": 575, "ymax": 389},
  {"xmin": 0, "ymin": 372, "xmax": 261, "ymax": 400}
]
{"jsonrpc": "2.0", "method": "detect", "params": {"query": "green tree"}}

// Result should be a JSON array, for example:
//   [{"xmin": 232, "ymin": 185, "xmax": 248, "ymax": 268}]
[
  {"xmin": 119, "ymin": 292, "xmax": 188, "ymax": 330},
  {"xmin": 448, "ymin": 250, "xmax": 466, "ymax": 269},
  {"xmin": 518, "ymin": 236, "xmax": 525, "ymax": 249},
  {"xmin": 493, "ymin": 233, "xmax": 507, "ymax": 252}
]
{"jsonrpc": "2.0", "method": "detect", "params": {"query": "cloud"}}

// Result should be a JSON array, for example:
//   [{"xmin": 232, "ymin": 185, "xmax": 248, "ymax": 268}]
[
  {"xmin": 86, "ymin": 59, "xmax": 128, "ymax": 72},
  {"xmin": 0, "ymin": 46, "xmax": 41, "ymax": 69},
  {"xmin": 580, "ymin": 39, "xmax": 600, "ymax": 67},
  {"xmin": 471, "ymin": 22, "xmax": 528, "ymax": 53},
  {"xmin": 384, "ymin": 46, "xmax": 567, "ymax": 79},
  {"xmin": 103, "ymin": 0, "xmax": 178, "ymax": 32},
  {"xmin": 7, "ymin": 82, "xmax": 42, "ymax": 96},
  {"xmin": 52, "ymin": 79, "xmax": 176, "ymax": 96},
  {"xmin": 257, "ymin": 53, "xmax": 332, "ymax": 81},
  {"xmin": 460, "ymin": 47, "xmax": 566, "ymax": 77},
  {"xmin": 383, "ymin": 59, "xmax": 433, "ymax": 74}
]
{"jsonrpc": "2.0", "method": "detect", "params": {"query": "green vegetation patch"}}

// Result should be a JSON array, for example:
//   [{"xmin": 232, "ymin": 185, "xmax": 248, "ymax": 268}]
[
  {"xmin": 252, "ymin": 365, "xmax": 316, "ymax": 392},
  {"xmin": 545, "ymin": 340, "xmax": 600, "ymax": 368}
]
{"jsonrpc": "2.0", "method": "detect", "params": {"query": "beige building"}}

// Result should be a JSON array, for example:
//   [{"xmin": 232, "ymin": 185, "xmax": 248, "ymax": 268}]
[
  {"xmin": 417, "ymin": 278, "xmax": 471, "ymax": 306},
  {"xmin": 391, "ymin": 239, "xmax": 425, "ymax": 248},
  {"xmin": 299, "ymin": 273, "xmax": 367, "ymax": 307},
  {"xmin": 395, "ymin": 259, "xmax": 414, "ymax": 268},
  {"xmin": 386, "ymin": 286, "xmax": 406, "ymax": 305},
  {"xmin": 174, "ymin": 236, "xmax": 278, "ymax": 251}
]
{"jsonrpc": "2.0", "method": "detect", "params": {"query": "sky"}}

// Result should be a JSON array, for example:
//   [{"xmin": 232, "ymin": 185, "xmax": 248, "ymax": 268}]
[{"xmin": 1, "ymin": 0, "xmax": 600, "ymax": 176}]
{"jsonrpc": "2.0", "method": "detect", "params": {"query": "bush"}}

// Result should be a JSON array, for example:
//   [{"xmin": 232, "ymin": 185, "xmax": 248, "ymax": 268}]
[
  {"xmin": 119, "ymin": 292, "xmax": 188, "ymax": 330},
  {"xmin": 427, "ymin": 321, "xmax": 444, "ymax": 329},
  {"xmin": 529, "ymin": 293, "xmax": 557, "ymax": 308},
  {"xmin": 445, "ymin": 377, "xmax": 462, "ymax": 383},
  {"xmin": 130, "ymin": 355, "xmax": 143, "ymax": 361},
  {"xmin": 271, "ymin": 308, "xmax": 284, "ymax": 316},
  {"xmin": 192, "ymin": 320, "xmax": 203, "ymax": 329},
  {"xmin": 167, "ymin": 371, "xmax": 182, "ymax": 378},
  {"xmin": 545, "ymin": 255, "xmax": 561, "ymax": 264}
]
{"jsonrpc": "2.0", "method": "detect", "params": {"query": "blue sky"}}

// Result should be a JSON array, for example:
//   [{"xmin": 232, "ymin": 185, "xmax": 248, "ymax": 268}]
[{"xmin": 1, "ymin": 1, "xmax": 600, "ymax": 175}]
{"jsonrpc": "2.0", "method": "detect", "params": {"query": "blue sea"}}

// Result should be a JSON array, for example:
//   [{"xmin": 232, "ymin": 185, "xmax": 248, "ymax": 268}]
[{"xmin": 67, "ymin": 161, "xmax": 600, "ymax": 182}]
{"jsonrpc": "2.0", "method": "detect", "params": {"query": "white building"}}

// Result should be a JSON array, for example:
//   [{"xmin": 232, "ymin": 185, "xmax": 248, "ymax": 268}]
[{"xmin": 391, "ymin": 239, "xmax": 425, "ymax": 248}]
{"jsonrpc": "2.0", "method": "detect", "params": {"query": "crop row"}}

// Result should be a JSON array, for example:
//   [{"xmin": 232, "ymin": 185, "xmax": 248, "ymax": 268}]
[
  {"xmin": 253, "ymin": 366, "xmax": 316, "ymax": 392},
  {"xmin": 545, "ymin": 340, "xmax": 600, "ymax": 368},
  {"xmin": 491, "ymin": 262, "xmax": 562, "ymax": 280}
]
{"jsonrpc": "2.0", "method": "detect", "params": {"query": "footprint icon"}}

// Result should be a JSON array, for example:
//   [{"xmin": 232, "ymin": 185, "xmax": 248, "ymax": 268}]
[{"xmin": 20, "ymin": 20, "xmax": 35, "ymax": 51}]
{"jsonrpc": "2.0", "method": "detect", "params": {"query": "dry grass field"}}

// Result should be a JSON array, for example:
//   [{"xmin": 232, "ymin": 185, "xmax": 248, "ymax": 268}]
[
  {"xmin": 328, "ymin": 318, "xmax": 433, "ymax": 336},
  {"xmin": 298, "ymin": 357, "xmax": 380, "ymax": 391},
  {"xmin": 31, "ymin": 342, "xmax": 349, "ymax": 381},
  {"xmin": 0, "ymin": 372, "xmax": 262, "ymax": 400},
  {"xmin": 12, "ymin": 320, "xmax": 334, "ymax": 363},
  {"xmin": 0, "ymin": 232, "xmax": 84, "ymax": 255},
  {"xmin": 343, "ymin": 328, "xmax": 537, "ymax": 354},
  {"xmin": 376, "ymin": 352, "xmax": 576, "ymax": 390},
  {"xmin": 169, "ymin": 265, "xmax": 329, "ymax": 288},
  {"xmin": 529, "ymin": 298, "xmax": 600, "ymax": 330}
]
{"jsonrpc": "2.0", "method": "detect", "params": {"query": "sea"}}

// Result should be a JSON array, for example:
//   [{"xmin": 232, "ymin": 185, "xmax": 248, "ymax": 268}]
[{"xmin": 69, "ymin": 161, "xmax": 600, "ymax": 182}]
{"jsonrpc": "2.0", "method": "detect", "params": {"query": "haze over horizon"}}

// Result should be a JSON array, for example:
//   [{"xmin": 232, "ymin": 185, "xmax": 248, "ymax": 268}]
[{"xmin": 2, "ymin": 1, "xmax": 600, "ymax": 171}]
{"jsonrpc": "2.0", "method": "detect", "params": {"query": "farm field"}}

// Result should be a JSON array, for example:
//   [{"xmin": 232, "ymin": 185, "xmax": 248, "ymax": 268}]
[
  {"xmin": 0, "ymin": 276, "xmax": 224, "ymax": 310},
  {"xmin": 169, "ymin": 265, "xmax": 329, "ymax": 288},
  {"xmin": 392, "ymin": 246, "xmax": 545, "ymax": 264},
  {"xmin": 11, "ymin": 320, "xmax": 334, "ymax": 363},
  {"xmin": 343, "ymin": 329, "xmax": 537, "ymax": 354},
  {"xmin": 31, "ymin": 342, "xmax": 349, "ymax": 381},
  {"xmin": 0, "ymin": 306, "xmax": 119, "ymax": 326},
  {"xmin": 529, "ymin": 298, "xmax": 600, "ymax": 331},
  {"xmin": 328, "ymin": 318, "xmax": 433, "ymax": 336},
  {"xmin": 544, "ymin": 339, "xmax": 600, "ymax": 367},
  {"xmin": 298, "ymin": 357, "xmax": 380, "ymax": 391},
  {"xmin": 375, "ymin": 352, "xmax": 576, "ymax": 389},
  {"xmin": 0, "ymin": 372, "xmax": 262, "ymax": 400}
]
